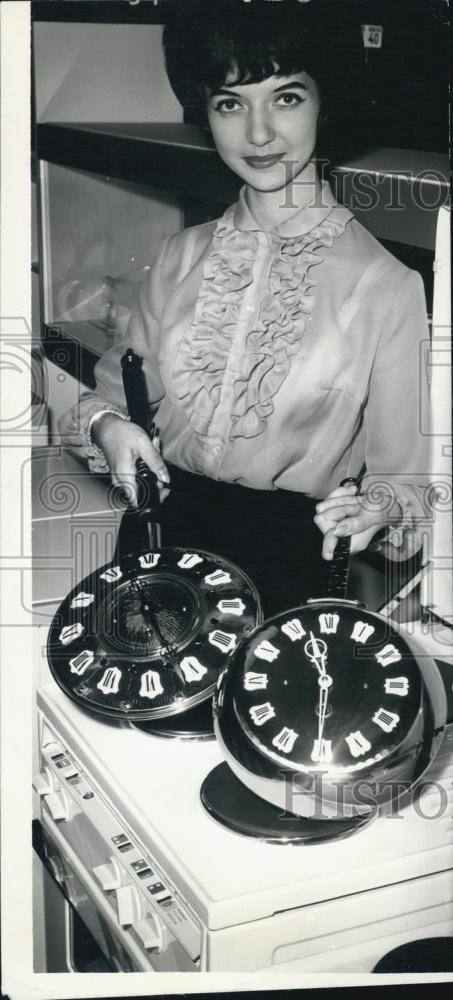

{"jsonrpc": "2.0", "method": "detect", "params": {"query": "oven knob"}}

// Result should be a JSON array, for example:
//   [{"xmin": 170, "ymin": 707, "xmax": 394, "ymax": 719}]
[
  {"xmin": 46, "ymin": 853, "xmax": 66, "ymax": 885},
  {"xmin": 132, "ymin": 914, "xmax": 164, "ymax": 953},
  {"xmin": 44, "ymin": 789, "xmax": 71, "ymax": 822},
  {"xmin": 92, "ymin": 857, "xmax": 123, "ymax": 891},
  {"xmin": 33, "ymin": 767, "xmax": 55, "ymax": 796},
  {"xmin": 115, "ymin": 884, "xmax": 143, "ymax": 927}
]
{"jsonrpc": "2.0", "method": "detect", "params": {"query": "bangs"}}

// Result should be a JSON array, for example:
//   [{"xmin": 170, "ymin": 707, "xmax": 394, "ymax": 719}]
[
  {"xmin": 203, "ymin": 26, "xmax": 317, "ymax": 93},
  {"xmin": 209, "ymin": 56, "xmax": 311, "ymax": 92}
]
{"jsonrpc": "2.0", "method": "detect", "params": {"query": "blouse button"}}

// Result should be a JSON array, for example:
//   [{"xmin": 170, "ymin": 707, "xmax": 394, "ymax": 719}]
[{"xmin": 212, "ymin": 445, "xmax": 221, "ymax": 456}]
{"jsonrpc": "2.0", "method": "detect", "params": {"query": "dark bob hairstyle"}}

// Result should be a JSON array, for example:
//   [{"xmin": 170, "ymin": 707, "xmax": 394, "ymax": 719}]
[{"xmin": 163, "ymin": 0, "xmax": 368, "ymax": 162}]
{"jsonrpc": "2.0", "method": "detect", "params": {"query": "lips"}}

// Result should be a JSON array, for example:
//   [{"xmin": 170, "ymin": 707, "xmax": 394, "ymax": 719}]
[{"xmin": 242, "ymin": 154, "xmax": 284, "ymax": 169}]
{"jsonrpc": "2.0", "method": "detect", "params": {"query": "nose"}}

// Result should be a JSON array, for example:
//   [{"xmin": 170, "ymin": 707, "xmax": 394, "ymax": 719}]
[{"xmin": 246, "ymin": 108, "xmax": 276, "ymax": 147}]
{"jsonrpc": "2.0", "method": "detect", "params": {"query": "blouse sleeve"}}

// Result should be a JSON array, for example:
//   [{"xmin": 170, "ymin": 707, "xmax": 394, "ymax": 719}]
[
  {"xmin": 58, "ymin": 237, "xmax": 170, "ymax": 471},
  {"xmin": 361, "ymin": 267, "xmax": 431, "ymax": 543}
]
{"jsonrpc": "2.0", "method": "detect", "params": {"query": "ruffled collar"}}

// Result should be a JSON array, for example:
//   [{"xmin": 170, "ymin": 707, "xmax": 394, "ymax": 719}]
[
  {"xmin": 172, "ymin": 187, "xmax": 353, "ymax": 440},
  {"xmin": 233, "ymin": 180, "xmax": 340, "ymax": 238}
]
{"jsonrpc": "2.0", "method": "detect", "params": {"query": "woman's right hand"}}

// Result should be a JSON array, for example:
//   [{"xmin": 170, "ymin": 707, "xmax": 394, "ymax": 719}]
[{"xmin": 94, "ymin": 413, "xmax": 170, "ymax": 507}]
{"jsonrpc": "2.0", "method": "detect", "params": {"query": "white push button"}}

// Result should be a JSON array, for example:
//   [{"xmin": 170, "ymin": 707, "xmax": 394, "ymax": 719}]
[
  {"xmin": 33, "ymin": 767, "xmax": 55, "ymax": 796},
  {"xmin": 92, "ymin": 857, "xmax": 122, "ymax": 891},
  {"xmin": 44, "ymin": 790, "xmax": 71, "ymax": 822},
  {"xmin": 115, "ymin": 884, "xmax": 142, "ymax": 926},
  {"xmin": 43, "ymin": 741, "xmax": 64, "ymax": 757},
  {"xmin": 133, "ymin": 914, "xmax": 164, "ymax": 952}
]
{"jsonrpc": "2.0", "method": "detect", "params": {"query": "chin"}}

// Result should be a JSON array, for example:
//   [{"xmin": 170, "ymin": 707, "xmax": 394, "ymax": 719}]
[
  {"xmin": 233, "ymin": 160, "xmax": 312, "ymax": 195},
  {"xmin": 247, "ymin": 178, "xmax": 293, "ymax": 195}
]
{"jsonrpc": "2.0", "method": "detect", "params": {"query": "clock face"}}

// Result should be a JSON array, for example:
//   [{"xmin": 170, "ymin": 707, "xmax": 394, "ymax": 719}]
[
  {"xmin": 230, "ymin": 600, "xmax": 423, "ymax": 774},
  {"xmin": 47, "ymin": 547, "xmax": 261, "ymax": 720}
]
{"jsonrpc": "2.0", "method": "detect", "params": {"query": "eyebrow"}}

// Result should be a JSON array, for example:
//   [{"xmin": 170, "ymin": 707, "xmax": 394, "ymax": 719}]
[{"xmin": 210, "ymin": 80, "xmax": 308, "ymax": 98}]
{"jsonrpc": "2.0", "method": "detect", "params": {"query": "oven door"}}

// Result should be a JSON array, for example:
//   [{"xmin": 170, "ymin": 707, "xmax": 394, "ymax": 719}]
[{"xmin": 33, "ymin": 819, "xmax": 157, "ymax": 972}]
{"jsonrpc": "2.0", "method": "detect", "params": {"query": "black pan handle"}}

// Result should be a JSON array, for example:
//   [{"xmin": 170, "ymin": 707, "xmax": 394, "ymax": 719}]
[
  {"xmin": 114, "ymin": 349, "xmax": 162, "ymax": 561},
  {"xmin": 121, "ymin": 347, "xmax": 151, "ymax": 432},
  {"xmin": 135, "ymin": 457, "xmax": 161, "ymax": 515},
  {"xmin": 120, "ymin": 347, "xmax": 162, "ymax": 509},
  {"xmin": 326, "ymin": 477, "xmax": 359, "ymax": 599}
]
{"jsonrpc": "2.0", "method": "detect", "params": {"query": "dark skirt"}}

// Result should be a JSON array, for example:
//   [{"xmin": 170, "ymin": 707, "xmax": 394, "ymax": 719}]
[{"xmin": 160, "ymin": 465, "xmax": 328, "ymax": 619}]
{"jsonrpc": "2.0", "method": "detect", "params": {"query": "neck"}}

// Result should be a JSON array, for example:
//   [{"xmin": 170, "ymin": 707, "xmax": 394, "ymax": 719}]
[{"xmin": 245, "ymin": 161, "xmax": 322, "ymax": 231}]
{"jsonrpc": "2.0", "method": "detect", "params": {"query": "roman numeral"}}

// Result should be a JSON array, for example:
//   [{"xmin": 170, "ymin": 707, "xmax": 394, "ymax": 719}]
[
  {"xmin": 69, "ymin": 650, "xmax": 94, "ymax": 675},
  {"xmin": 138, "ymin": 552, "xmax": 161, "ymax": 569},
  {"xmin": 178, "ymin": 553, "xmax": 203, "ymax": 569},
  {"xmin": 345, "ymin": 730, "xmax": 371, "ymax": 757},
  {"xmin": 208, "ymin": 630, "xmax": 237, "ymax": 653},
  {"xmin": 70, "ymin": 591, "xmax": 95, "ymax": 609},
  {"xmin": 318, "ymin": 613, "xmax": 339, "ymax": 635},
  {"xmin": 272, "ymin": 727, "xmax": 299, "ymax": 754},
  {"xmin": 249, "ymin": 702, "xmax": 276, "ymax": 726},
  {"xmin": 139, "ymin": 671, "xmax": 164, "ymax": 699},
  {"xmin": 59, "ymin": 623, "xmax": 84, "ymax": 645},
  {"xmin": 384, "ymin": 676, "xmax": 409, "ymax": 696},
  {"xmin": 204, "ymin": 569, "xmax": 232, "ymax": 586},
  {"xmin": 179, "ymin": 656, "xmax": 208, "ymax": 683},
  {"xmin": 372, "ymin": 707, "xmax": 400, "ymax": 732},
  {"xmin": 97, "ymin": 667, "xmax": 121, "ymax": 695},
  {"xmin": 350, "ymin": 621, "xmax": 375, "ymax": 644},
  {"xmin": 311, "ymin": 738, "xmax": 333, "ymax": 763},
  {"xmin": 244, "ymin": 671, "xmax": 269, "ymax": 691},
  {"xmin": 217, "ymin": 598, "xmax": 246, "ymax": 616},
  {"xmin": 375, "ymin": 644, "xmax": 402, "ymax": 667},
  {"xmin": 254, "ymin": 639, "xmax": 280, "ymax": 663},
  {"xmin": 281, "ymin": 618, "xmax": 306, "ymax": 641},
  {"xmin": 100, "ymin": 566, "xmax": 123, "ymax": 583}
]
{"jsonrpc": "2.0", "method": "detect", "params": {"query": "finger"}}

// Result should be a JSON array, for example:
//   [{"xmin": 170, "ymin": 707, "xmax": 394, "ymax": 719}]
[
  {"xmin": 322, "ymin": 528, "xmax": 339, "ymax": 561},
  {"xmin": 318, "ymin": 484, "xmax": 358, "ymax": 505},
  {"xmin": 314, "ymin": 514, "xmax": 334, "ymax": 535},
  {"xmin": 314, "ymin": 502, "xmax": 361, "ymax": 529},
  {"xmin": 334, "ymin": 512, "xmax": 381, "ymax": 537},
  {"xmin": 316, "ymin": 494, "xmax": 362, "ymax": 515},
  {"xmin": 135, "ymin": 438, "xmax": 170, "ymax": 485},
  {"xmin": 112, "ymin": 470, "xmax": 137, "ymax": 507}
]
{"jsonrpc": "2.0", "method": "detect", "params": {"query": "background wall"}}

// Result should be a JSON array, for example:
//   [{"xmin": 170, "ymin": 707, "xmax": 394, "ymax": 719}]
[{"xmin": 33, "ymin": 23, "xmax": 182, "ymax": 123}]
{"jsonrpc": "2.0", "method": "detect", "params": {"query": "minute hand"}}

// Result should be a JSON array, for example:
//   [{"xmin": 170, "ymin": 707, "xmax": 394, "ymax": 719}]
[{"xmin": 304, "ymin": 631, "xmax": 328, "ymax": 675}]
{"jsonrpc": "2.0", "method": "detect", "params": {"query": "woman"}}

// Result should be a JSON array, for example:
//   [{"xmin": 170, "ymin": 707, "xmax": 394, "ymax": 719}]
[{"xmin": 60, "ymin": 1, "xmax": 429, "ymax": 616}]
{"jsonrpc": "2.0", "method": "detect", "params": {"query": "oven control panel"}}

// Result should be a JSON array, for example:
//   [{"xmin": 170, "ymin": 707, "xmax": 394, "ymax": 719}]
[{"xmin": 34, "ymin": 727, "xmax": 202, "ymax": 964}]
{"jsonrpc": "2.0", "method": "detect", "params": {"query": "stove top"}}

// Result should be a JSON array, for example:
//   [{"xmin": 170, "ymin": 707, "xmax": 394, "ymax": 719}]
[{"xmin": 38, "ymin": 681, "xmax": 453, "ymax": 933}]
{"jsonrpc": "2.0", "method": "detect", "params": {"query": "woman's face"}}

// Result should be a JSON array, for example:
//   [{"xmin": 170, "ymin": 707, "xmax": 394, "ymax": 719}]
[{"xmin": 206, "ymin": 70, "xmax": 320, "ymax": 194}]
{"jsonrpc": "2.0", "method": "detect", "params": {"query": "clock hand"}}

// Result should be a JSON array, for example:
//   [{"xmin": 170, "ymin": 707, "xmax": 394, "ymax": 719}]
[
  {"xmin": 129, "ymin": 578, "xmax": 185, "ymax": 682},
  {"xmin": 317, "ymin": 683, "xmax": 328, "ymax": 743},
  {"xmin": 304, "ymin": 631, "xmax": 328, "ymax": 675},
  {"xmin": 312, "ymin": 672, "xmax": 333, "ymax": 762}
]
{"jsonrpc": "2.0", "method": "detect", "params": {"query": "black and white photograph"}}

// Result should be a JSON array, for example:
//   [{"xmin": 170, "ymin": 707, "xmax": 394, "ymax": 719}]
[{"xmin": 0, "ymin": 0, "xmax": 452, "ymax": 995}]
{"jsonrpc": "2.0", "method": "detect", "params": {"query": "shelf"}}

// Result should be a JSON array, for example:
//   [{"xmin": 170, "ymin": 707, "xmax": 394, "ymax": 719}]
[{"xmin": 36, "ymin": 122, "xmax": 239, "ymax": 205}]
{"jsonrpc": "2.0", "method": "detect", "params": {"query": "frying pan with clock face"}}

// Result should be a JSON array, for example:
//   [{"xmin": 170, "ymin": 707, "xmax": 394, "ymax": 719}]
[
  {"xmin": 204, "ymin": 487, "xmax": 448, "ymax": 835},
  {"xmin": 47, "ymin": 349, "xmax": 262, "ymax": 726},
  {"xmin": 211, "ymin": 596, "xmax": 446, "ymax": 822},
  {"xmin": 47, "ymin": 547, "xmax": 262, "ymax": 722}
]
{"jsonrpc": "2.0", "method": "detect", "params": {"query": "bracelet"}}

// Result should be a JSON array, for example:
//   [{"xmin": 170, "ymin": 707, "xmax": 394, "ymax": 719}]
[{"xmin": 83, "ymin": 407, "xmax": 130, "ymax": 474}]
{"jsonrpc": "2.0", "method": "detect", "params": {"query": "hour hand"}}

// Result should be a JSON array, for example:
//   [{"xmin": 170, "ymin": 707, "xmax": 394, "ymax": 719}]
[{"xmin": 304, "ymin": 631, "xmax": 327, "ymax": 675}]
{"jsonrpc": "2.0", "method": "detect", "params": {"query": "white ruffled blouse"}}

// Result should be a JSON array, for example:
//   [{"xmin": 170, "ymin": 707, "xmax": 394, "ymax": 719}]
[{"xmin": 60, "ymin": 183, "xmax": 430, "ymax": 518}]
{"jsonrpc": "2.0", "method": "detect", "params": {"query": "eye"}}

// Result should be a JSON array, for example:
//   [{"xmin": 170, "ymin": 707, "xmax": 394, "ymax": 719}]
[
  {"xmin": 275, "ymin": 92, "xmax": 304, "ymax": 108},
  {"xmin": 212, "ymin": 97, "xmax": 243, "ymax": 114}
]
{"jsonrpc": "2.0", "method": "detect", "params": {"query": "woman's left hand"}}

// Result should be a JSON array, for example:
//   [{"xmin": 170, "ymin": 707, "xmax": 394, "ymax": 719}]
[{"xmin": 314, "ymin": 484, "xmax": 386, "ymax": 560}]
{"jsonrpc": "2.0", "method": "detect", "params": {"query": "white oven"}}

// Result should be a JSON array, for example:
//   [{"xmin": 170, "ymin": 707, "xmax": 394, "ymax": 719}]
[{"xmin": 34, "ymin": 678, "xmax": 453, "ymax": 974}]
